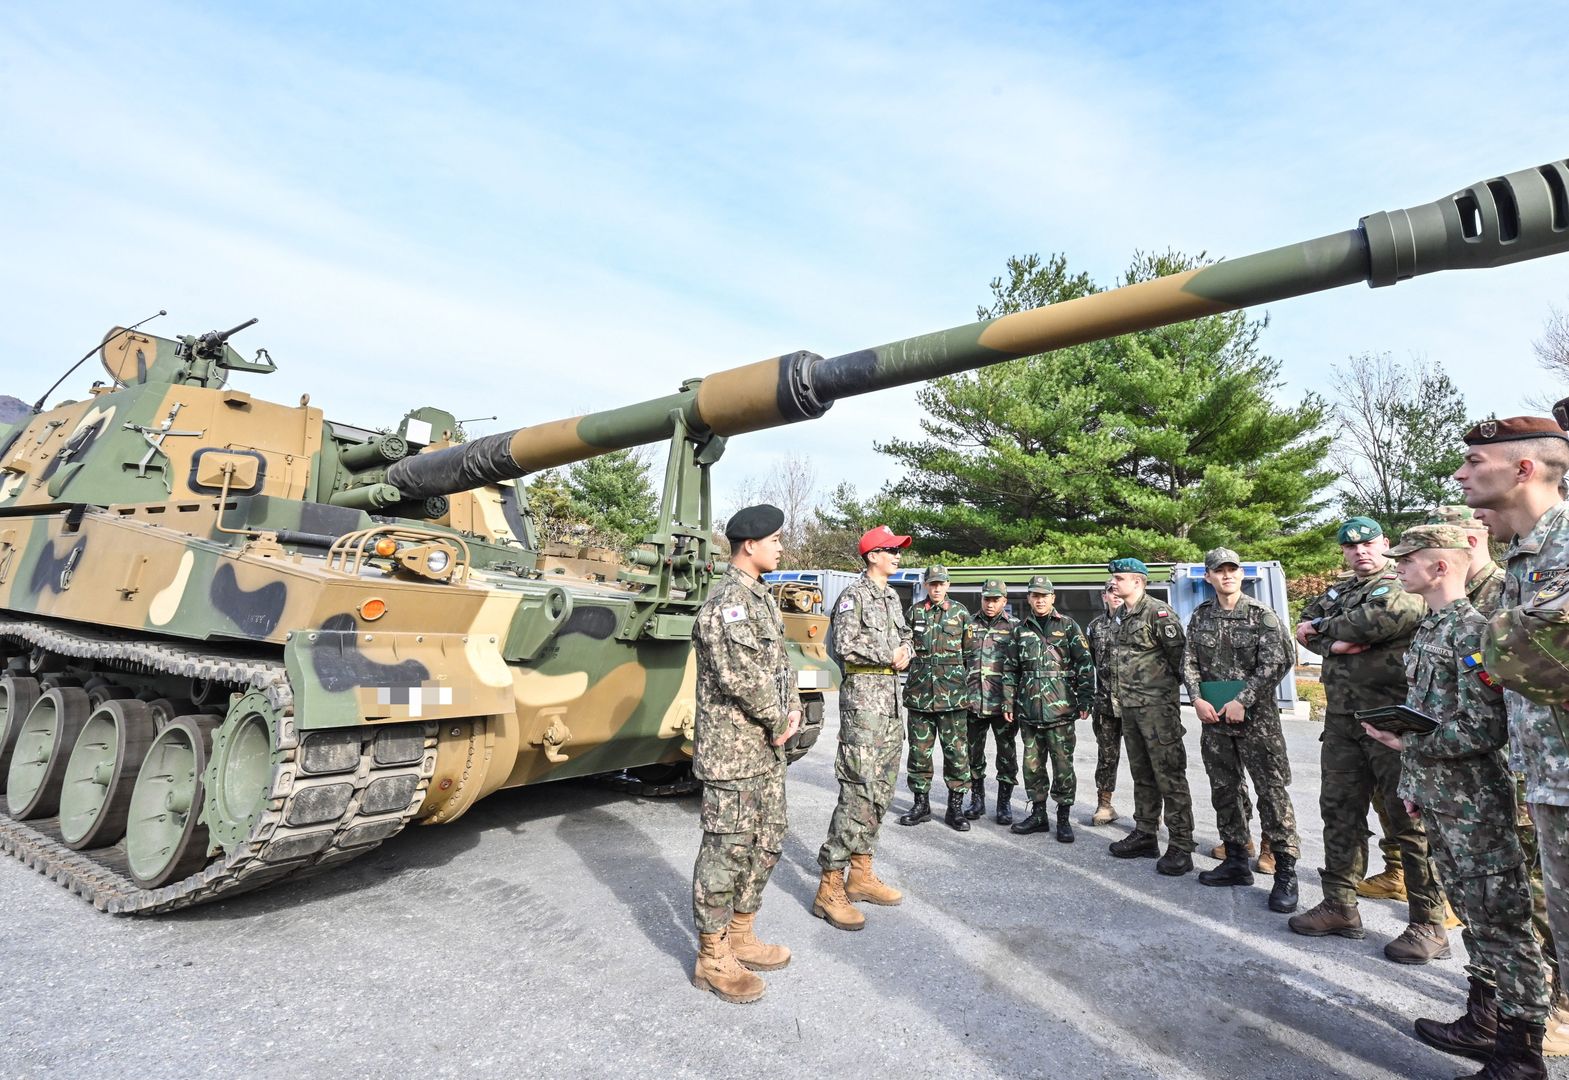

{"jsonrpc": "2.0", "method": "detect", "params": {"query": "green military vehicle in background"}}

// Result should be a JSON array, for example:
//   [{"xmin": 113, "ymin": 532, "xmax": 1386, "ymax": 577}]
[{"xmin": 0, "ymin": 157, "xmax": 1566, "ymax": 912}]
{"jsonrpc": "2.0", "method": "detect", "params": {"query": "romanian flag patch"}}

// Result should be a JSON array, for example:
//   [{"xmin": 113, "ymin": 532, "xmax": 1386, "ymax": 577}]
[{"xmin": 1462, "ymin": 651, "xmax": 1503, "ymax": 691}]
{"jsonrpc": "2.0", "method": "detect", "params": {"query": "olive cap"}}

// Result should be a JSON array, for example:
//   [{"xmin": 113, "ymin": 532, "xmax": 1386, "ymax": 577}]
[
  {"xmin": 1387, "ymin": 524, "xmax": 1471, "ymax": 556},
  {"xmin": 924, "ymin": 564, "xmax": 950, "ymax": 584},
  {"xmin": 1203, "ymin": 547, "xmax": 1242, "ymax": 571},
  {"xmin": 981, "ymin": 578, "xmax": 1007, "ymax": 598},
  {"xmin": 725, "ymin": 503, "xmax": 784, "ymax": 542},
  {"xmin": 1337, "ymin": 517, "xmax": 1383, "ymax": 545},
  {"xmin": 1109, "ymin": 557, "xmax": 1148, "ymax": 577},
  {"xmin": 1427, "ymin": 504, "xmax": 1489, "ymax": 532},
  {"xmin": 1027, "ymin": 574, "xmax": 1054, "ymax": 594},
  {"xmin": 1462, "ymin": 416, "xmax": 1569, "ymax": 446}
]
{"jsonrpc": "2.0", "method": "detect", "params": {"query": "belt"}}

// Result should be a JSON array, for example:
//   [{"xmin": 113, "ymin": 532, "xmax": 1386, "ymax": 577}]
[{"xmin": 843, "ymin": 664, "xmax": 897, "ymax": 676}]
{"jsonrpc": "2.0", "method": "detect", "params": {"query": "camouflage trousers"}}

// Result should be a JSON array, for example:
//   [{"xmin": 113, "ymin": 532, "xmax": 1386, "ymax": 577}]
[
  {"xmin": 1020, "ymin": 721, "xmax": 1076, "ymax": 806},
  {"xmin": 1120, "ymin": 702, "xmax": 1194, "ymax": 851},
  {"xmin": 1318, "ymin": 711, "xmax": 1443, "ymax": 922},
  {"xmin": 1422, "ymin": 807, "xmax": 1550, "ymax": 1022},
  {"xmin": 1090, "ymin": 705, "xmax": 1121, "ymax": 793},
  {"xmin": 1516, "ymin": 775, "xmax": 1559, "ymax": 984},
  {"xmin": 1199, "ymin": 713, "xmax": 1299, "ymax": 858},
  {"xmin": 692, "ymin": 767, "xmax": 787, "ymax": 934},
  {"xmin": 905, "ymin": 709, "xmax": 971, "ymax": 793},
  {"xmin": 818, "ymin": 708, "xmax": 903, "ymax": 872},
  {"xmin": 1531, "ymin": 803, "xmax": 1569, "ymax": 1001},
  {"xmin": 967, "ymin": 712, "xmax": 1019, "ymax": 788}
]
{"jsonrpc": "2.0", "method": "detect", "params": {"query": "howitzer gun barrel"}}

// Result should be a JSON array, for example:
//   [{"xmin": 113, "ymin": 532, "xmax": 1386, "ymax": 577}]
[{"xmin": 388, "ymin": 158, "xmax": 1569, "ymax": 499}]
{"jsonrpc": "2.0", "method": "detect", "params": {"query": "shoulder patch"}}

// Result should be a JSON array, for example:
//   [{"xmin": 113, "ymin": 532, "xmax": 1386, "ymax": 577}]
[
  {"xmin": 1326, "ymin": 588, "xmax": 1339, "ymax": 600},
  {"xmin": 1462, "ymin": 651, "xmax": 1504, "ymax": 692},
  {"xmin": 1261, "ymin": 612, "xmax": 1279, "ymax": 629},
  {"xmin": 837, "ymin": 597, "xmax": 854, "ymax": 613},
  {"xmin": 1369, "ymin": 586, "xmax": 1390, "ymax": 597},
  {"xmin": 1162, "ymin": 625, "xmax": 1177, "ymax": 638},
  {"xmin": 1156, "ymin": 609, "xmax": 1169, "ymax": 618},
  {"xmin": 722, "ymin": 605, "xmax": 747, "ymax": 623}
]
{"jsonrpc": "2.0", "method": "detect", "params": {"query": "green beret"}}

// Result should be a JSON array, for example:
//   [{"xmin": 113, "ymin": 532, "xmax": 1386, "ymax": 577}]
[
  {"xmin": 1109, "ymin": 557, "xmax": 1148, "ymax": 577},
  {"xmin": 1336, "ymin": 517, "xmax": 1383, "ymax": 545}
]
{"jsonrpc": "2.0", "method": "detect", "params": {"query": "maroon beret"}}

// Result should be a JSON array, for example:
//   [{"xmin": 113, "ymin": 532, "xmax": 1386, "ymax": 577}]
[{"xmin": 1462, "ymin": 416, "xmax": 1569, "ymax": 446}]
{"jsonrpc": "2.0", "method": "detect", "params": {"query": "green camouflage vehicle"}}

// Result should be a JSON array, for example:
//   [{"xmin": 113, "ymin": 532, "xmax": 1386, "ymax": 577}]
[{"xmin": 0, "ymin": 158, "xmax": 1566, "ymax": 912}]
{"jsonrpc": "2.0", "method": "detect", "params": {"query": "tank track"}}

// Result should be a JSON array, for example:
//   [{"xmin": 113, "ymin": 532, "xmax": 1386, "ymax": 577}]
[{"xmin": 0, "ymin": 617, "xmax": 437, "ymax": 914}]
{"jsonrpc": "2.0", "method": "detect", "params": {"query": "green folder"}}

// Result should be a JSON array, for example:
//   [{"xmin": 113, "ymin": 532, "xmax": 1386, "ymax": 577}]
[{"xmin": 1198, "ymin": 680, "xmax": 1247, "ymax": 708}]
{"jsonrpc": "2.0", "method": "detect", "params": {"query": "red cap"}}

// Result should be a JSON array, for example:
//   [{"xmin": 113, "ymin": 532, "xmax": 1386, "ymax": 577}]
[{"xmin": 858, "ymin": 525, "xmax": 912, "ymax": 556}]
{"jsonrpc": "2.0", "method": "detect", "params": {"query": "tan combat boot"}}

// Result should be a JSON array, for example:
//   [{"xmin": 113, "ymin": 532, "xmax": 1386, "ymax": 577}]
[
  {"xmin": 812, "ymin": 868, "xmax": 866, "ymax": 931},
  {"xmin": 1356, "ymin": 860, "xmax": 1407, "ymax": 901},
  {"xmin": 1384, "ymin": 921, "xmax": 1452, "ymax": 965},
  {"xmin": 846, "ymin": 852, "xmax": 904, "ymax": 906},
  {"xmin": 728, "ymin": 910, "xmax": 791, "ymax": 971},
  {"xmin": 1209, "ymin": 837, "xmax": 1256, "ymax": 860},
  {"xmin": 1090, "ymin": 790, "xmax": 1119, "ymax": 826},
  {"xmin": 1545, "ymin": 998, "xmax": 1569, "ymax": 1057},
  {"xmin": 1254, "ymin": 845, "xmax": 1276, "ymax": 876},
  {"xmin": 1288, "ymin": 899, "xmax": 1366, "ymax": 939},
  {"xmin": 692, "ymin": 930, "xmax": 766, "ymax": 1003},
  {"xmin": 1442, "ymin": 899, "xmax": 1463, "ymax": 930}
]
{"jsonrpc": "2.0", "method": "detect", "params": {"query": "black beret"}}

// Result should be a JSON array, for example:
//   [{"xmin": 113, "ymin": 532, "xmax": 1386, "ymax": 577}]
[{"xmin": 725, "ymin": 503, "xmax": 785, "ymax": 542}]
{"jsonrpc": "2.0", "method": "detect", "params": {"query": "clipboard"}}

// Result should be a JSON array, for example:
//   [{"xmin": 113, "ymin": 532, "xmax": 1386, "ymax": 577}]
[
  {"xmin": 1353, "ymin": 705, "xmax": 1440, "ymax": 737},
  {"xmin": 1198, "ymin": 680, "xmax": 1247, "ymax": 708}
]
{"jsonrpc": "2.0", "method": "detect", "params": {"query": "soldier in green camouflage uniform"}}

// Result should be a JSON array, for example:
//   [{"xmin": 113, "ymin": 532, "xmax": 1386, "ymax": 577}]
[
  {"xmin": 1007, "ymin": 575, "xmax": 1093, "ymax": 843},
  {"xmin": 967, "ymin": 578, "xmax": 1020, "ymax": 825},
  {"xmin": 898, "ymin": 565, "xmax": 976, "ymax": 832},
  {"xmin": 1084, "ymin": 580, "xmax": 1126, "ymax": 827},
  {"xmin": 690, "ymin": 505, "xmax": 801, "ymax": 1004},
  {"xmin": 813, "ymin": 526, "xmax": 914, "ymax": 931},
  {"xmin": 1289, "ymin": 517, "xmax": 1448, "ymax": 965},
  {"xmin": 1461, "ymin": 414, "xmax": 1569, "ymax": 1066},
  {"xmin": 1363, "ymin": 524, "xmax": 1550, "ymax": 1075},
  {"xmin": 1182, "ymin": 547, "xmax": 1300, "ymax": 911},
  {"xmin": 1103, "ymin": 557, "xmax": 1195, "ymax": 876}
]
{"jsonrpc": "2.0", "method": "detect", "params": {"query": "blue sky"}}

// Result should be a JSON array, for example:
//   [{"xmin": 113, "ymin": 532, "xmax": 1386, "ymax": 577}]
[{"xmin": 2, "ymin": 2, "xmax": 1566, "ymax": 517}]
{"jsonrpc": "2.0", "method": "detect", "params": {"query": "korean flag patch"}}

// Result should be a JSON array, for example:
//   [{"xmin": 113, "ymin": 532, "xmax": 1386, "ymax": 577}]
[
  {"xmin": 838, "ymin": 597, "xmax": 855, "ymax": 614},
  {"xmin": 722, "ymin": 605, "xmax": 747, "ymax": 623}
]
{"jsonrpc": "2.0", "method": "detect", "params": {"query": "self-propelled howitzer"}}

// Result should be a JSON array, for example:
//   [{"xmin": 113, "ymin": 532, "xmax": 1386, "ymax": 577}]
[{"xmin": 0, "ymin": 157, "xmax": 1565, "ymax": 914}]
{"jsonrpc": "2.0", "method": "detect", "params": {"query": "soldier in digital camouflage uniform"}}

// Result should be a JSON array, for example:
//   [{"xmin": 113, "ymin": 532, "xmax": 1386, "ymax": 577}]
[
  {"xmin": 689, "ymin": 505, "xmax": 802, "ymax": 1004},
  {"xmin": 897, "ymin": 565, "xmax": 976, "ymax": 832},
  {"xmin": 1182, "ymin": 547, "xmax": 1301, "ymax": 912},
  {"xmin": 967, "ymin": 578, "xmax": 1021, "ymax": 825},
  {"xmin": 1103, "ymin": 557, "xmax": 1195, "ymax": 876},
  {"xmin": 1289, "ymin": 516, "xmax": 1449, "ymax": 965},
  {"xmin": 813, "ymin": 525, "xmax": 914, "ymax": 931},
  {"xmin": 1084, "ymin": 579, "xmax": 1126, "ymax": 826},
  {"xmin": 1460, "ymin": 413, "xmax": 1569, "ymax": 1067},
  {"xmin": 1007, "ymin": 575, "xmax": 1093, "ymax": 843},
  {"xmin": 1362, "ymin": 524, "xmax": 1551, "ymax": 1077}
]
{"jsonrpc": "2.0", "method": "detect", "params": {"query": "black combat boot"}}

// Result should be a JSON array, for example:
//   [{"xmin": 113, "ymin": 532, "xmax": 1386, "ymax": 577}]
[
  {"xmin": 992, "ymin": 782, "xmax": 1011, "ymax": 826},
  {"xmin": 1010, "ymin": 800, "xmax": 1051, "ymax": 834},
  {"xmin": 1415, "ymin": 977, "xmax": 1499, "ymax": 1062},
  {"xmin": 1457, "ymin": 1016, "xmax": 1549, "ymax": 1079},
  {"xmin": 944, "ymin": 789, "xmax": 970, "ymax": 832},
  {"xmin": 1197, "ymin": 840, "xmax": 1254, "ymax": 887},
  {"xmin": 1054, "ymin": 804, "xmax": 1074, "ymax": 843},
  {"xmin": 965, "ymin": 785, "xmax": 986, "ymax": 821},
  {"xmin": 1268, "ymin": 852, "xmax": 1299, "ymax": 912},
  {"xmin": 897, "ymin": 792, "xmax": 931, "ymax": 827},
  {"xmin": 1108, "ymin": 830, "xmax": 1160, "ymax": 858},
  {"xmin": 1155, "ymin": 845, "xmax": 1194, "ymax": 877}
]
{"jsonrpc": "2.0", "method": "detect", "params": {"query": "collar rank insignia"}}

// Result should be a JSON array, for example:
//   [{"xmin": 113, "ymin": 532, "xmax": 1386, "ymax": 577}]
[{"xmin": 1462, "ymin": 651, "xmax": 1503, "ymax": 691}]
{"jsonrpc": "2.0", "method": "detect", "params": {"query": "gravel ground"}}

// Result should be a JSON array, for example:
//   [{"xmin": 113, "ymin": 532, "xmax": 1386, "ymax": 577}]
[{"xmin": 1, "ymin": 700, "xmax": 1564, "ymax": 1080}]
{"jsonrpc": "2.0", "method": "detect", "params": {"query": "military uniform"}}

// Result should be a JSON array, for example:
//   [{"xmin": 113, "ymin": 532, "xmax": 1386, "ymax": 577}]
[
  {"xmin": 818, "ymin": 572, "xmax": 912, "ymax": 871},
  {"xmin": 690, "ymin": 565, "xmax": 799, "ymax": 934},
  {"xmin": 1009, "ymin": 607, "xmax": 1092, "ymax": 811},
  {"xmin": 967, "ymin": 595, "xmax": 1020, "ymax": 813},
  {"xmin": 1106, "ymin": 585, "xmax": 1195, "ymax": 854},
  {"xmin": 903, "ymin": 590, "xmax": 975, "ymax": 797},
  {"xmin": 1181, "ymin": 592, "xmax": 1299, "ymax": 860},
  {"xmin": 1300, "ymin": 555, "xmax": 1444, "ymax": 925},
  {"xmin": 1085, "ymin": 609, "xmax": 1124, "ymax": 796},
  {"xmin": 1399, "ymin": 595, "xmax": 1549, "ymax": 1023}
]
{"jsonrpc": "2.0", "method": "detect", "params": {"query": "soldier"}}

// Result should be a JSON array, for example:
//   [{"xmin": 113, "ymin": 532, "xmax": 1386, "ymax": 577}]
[
  {"xmin": 689, "ymin": 504, "xmax": 802, "ymax": 1004},
  {"xmin": 1363, "ymin": 524, "xmax": 1551, "ymax": 1077},
  {"xmin": 1007, "ymin": 575, "xmax": 1093, "ymax": 843},
  {"xmin": 967, "ymin": 578, "xmax": 1020, "ymax": 825},
  {"xmin": 1084, "ymin": 580, "xmax": 1125, "ymax": 826},
  {"xmin": 1288, "ymin": 517, "xmax": 1448, "ymax": 965},
  {"xmin": 1181, "ymin": 547, "xmax": 1300, "ymax": 913},
  {"xmin": 813, "ymin": 525, "xmax": 914, "ymax": 931},
  {"xmin": 1103, "ymin": 557, "xmax": 1195, "ymax": 876},
  {"xmin": 1430, "ymin": 504, "xmax": 1507, "ymax": 616},
  {"xmin": 897, "ymin": 565, "xmax": 976, "ymax": 832},
  {"xmin": 1458, "ymin": 414, "xmax": 1569, "ymax": 1067}
]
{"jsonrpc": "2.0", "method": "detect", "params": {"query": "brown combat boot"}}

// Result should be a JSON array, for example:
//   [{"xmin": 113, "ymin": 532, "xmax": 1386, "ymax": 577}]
[
  {"xmin": 1384, "ymin": 921, "xmax": 1451, "ymax": 965},
  {"xmin": 1458, "ymin": 1016, "xmax": 1548, "ymax": 1079},
  {"xmin": 728, "ymin": 910, "xmax": 791, "ymax": 971},
  {"xmin": 1254, "ymin": 845, "xmax": 1276, "ymax": 876},
  {"xmin": 1543, "ymin": 998, "xmax": 1569, "ymax": 1057},
  {"xmin": 692, "ymin": 930, "xmax": 766, "ymax": 1003},
  {"xmin": 1209, "ymin": 838, "xmax": 1256, "ymax": 860},
  {"xmin": 812, "ymin": 868, "xmax": 866, "ymax": 931},
  {"xmin": 1090, "ymin": 790, "xmax": 1120, "ymax": 826},
  {"xmin": 1356, "ymin": 861, "xmax": 1407, "ymax": 901},
  {"xmin": 846, "ymin": 852, "xmax": 903, "ymax": 906},
  {"xmin": 1415, "ymin": 976, "xmax": 1497, "ymax": 1061},
  {"xmin": 1288, "ymin": 899, "xmax": 1365, "ymax": 939}
]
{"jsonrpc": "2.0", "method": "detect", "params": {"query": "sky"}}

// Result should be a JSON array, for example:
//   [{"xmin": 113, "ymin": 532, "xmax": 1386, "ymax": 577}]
[{"xmin": 2, "ymin": 2, "xmax": 1566, "ymax": 519}]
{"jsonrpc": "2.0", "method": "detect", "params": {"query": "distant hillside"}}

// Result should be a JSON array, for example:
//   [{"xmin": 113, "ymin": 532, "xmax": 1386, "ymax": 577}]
[{"xmin": 0, "ymin": 395, "xmax": 28, "ymax": 425}]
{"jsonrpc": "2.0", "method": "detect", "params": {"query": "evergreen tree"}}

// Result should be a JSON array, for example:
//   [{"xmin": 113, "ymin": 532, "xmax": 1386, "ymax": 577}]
[{"xmin": 564, "ymin": 449, "xmax": 657, "ymax": 550}]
